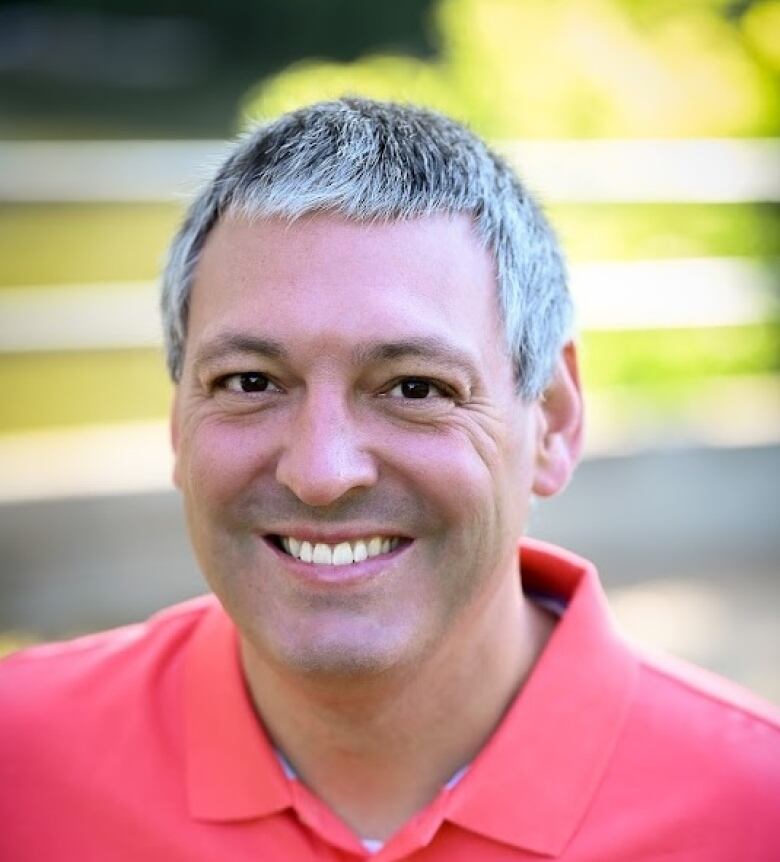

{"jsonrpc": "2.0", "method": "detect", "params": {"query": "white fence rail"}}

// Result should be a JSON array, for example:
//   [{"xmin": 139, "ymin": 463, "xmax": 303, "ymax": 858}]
[
  {"xmin": 1, "ymin": 258, "xmax": 776, "ymax": 354},
  {"xmin": 1, "ymin": 138, "xmax": 779, "ymax": 203},
  {"xmin": 1, "ymin": 138, "xmax": 777, "ymax": 350}
]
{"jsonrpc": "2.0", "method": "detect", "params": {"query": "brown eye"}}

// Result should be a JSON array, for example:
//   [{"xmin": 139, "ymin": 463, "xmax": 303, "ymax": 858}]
[
  {"xmin": 220, "ymin": 373, "xmax": 277, "ymax": 393},
  {"xmin": 400, "ymin": 379, "xmax": 432, "ymax": 399},
  {"xmin": 387, "ymin": 378, "xmax": 449, "ymax": 400}
]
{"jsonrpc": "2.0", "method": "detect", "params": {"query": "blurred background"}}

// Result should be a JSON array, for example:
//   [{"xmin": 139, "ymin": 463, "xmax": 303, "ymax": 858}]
[{"xmin": 0, "ymin": 0, "xmax": 778, "ymax": 701}]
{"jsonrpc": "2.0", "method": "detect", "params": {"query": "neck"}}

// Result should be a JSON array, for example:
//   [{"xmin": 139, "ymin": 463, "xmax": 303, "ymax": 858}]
[{"xmin": 240, "ymin": 578, "xmax": 555, "ymax": 842}]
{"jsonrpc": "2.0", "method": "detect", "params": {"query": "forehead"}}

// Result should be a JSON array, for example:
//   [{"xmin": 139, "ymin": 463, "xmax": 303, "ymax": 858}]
[{"xmin": 189, "ymin": 212, "xmax": 509, "ymax": 371}]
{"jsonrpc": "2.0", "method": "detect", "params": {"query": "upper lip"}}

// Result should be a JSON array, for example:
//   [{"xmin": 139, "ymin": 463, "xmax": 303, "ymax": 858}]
[{"xmin": 263, "ymin": 527, "xmax": 412, "ymax": 544}]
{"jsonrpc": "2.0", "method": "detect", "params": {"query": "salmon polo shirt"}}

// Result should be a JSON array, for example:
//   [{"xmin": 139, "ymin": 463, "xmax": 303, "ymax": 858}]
[{"xmin": 2, "ymin": 540, "xmax": 779, "ymax": 861}]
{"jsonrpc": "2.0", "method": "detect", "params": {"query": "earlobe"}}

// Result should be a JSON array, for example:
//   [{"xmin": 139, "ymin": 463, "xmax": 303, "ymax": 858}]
[{"xmin": 532, "ymin": 341, "xmax": 584, "ymax": 498}]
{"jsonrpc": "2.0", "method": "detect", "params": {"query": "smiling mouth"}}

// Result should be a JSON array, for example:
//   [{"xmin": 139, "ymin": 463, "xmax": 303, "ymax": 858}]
[{"xmin": 269, "ymin": 535, "xmax": 410, "ymax": 566}]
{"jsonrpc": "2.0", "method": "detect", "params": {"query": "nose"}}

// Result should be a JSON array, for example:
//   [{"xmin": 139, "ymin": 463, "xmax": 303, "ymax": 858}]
[{"xmin": 275, "ymin": 389, "xmax": 378, "ymax": 507}]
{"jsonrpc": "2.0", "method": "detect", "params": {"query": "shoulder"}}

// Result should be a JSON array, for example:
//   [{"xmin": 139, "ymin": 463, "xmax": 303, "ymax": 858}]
[
  {"xmin": 577, "ymin": 643, "xmax": 780, "ymax": 857},
  {"xmin": 622, "ymin": 645, "xmax": 780, "ymax": 817},
  {"xmin": 0, "ymin": 596, "xmax": 223, "ymax": 856},
  {"xmin": 0, "ymin": 595, "xmax": 216, "ymax": 732},
  {"xmin": 633, "ymin": 645, "xmax": 780, "ymax": 749}
]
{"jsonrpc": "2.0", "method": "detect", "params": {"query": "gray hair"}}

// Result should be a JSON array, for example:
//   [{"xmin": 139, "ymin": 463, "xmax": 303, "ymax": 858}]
[{"xmin": 161, "ymin": 97, "xmax": 572, "ymax": 398}]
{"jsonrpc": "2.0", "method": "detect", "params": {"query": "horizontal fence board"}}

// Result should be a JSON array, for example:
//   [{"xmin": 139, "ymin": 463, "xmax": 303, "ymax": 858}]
[
  {"xmin": 1, "ymin": 139, "xmax": 779, "ymax": 203},
  {"xmin": 1, "ymin": 257, "xmax": 776, "ymax": 353}
]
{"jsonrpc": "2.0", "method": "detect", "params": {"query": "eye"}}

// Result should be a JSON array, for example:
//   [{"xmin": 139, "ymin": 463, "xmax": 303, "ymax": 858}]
[
  {"xmin": 385, "ymin": 378, "xmax": 449, "ymax": 400},
  {"xmin": 217, "ymin": 372, "xmax": 281, "ymax": 394}
]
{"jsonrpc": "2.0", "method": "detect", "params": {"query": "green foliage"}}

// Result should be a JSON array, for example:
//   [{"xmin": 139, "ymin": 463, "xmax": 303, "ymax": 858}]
[
  {"xmin": 548, "ymin": 203, "xmax": 780, "ymax": 261},
  {"xmin": 243, "ymin": 0, "xmax": 780, "ymax": 138},
  {"xmin": 581, "ymin": 322, "xmax": 780, "ymax": 388},
  {"xmin": 0, "ymin": 633, "xmax": 39, "ymax": 659},
  {"xmin": 0, "ymin": 0, "xmax": 438, "ymax": 140}
]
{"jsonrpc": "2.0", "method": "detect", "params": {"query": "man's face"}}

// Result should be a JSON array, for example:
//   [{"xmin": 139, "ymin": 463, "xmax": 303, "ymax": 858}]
[{"xmin": 173, "ymin": 213, "xmax": 568, "ymax": 677}]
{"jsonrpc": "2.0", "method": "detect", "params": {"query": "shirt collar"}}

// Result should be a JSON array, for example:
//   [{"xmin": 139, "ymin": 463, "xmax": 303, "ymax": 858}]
[
  {"xmin": 185, "ymin": 601, "xmax": 292, "ymax": 820},
  {"xmin": 184, "ymin": 539, "xmax": 638, "ymax": 855},
  {"xmin": 443, "ymin": 538, "xmax": 638, "ymax": 855}
]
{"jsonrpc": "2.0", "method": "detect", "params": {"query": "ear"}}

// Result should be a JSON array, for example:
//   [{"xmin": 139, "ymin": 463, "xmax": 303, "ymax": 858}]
[
  {"xmin": 170, "ymin": 387, "xmax": 182, "ymax": 490},
  {"xmin": 532, "ymin": 341, "xmax": 584, "ymax": 498}
]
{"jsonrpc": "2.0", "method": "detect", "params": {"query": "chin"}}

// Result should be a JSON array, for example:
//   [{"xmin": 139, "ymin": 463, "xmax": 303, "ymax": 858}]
[
  {"xmin": 252, "ymin": 615, "xmax": 425, "ymax": 681},
  {"xmin": 283, "ymin": 648, "xmax": 397, "ymax": 679}
]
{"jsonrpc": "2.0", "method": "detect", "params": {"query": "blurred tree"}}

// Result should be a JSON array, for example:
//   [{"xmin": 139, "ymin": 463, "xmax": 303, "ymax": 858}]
[
  {"xmin": 0, "ymin": 0, "xmax": 437, "ymax": 138},
  {"xmin": 244, "ymin": 0, "xmax": 780, "ymax": 138},
  {"xmin": 3, "ymin": 0, "xmax": 778, "ymax": 139}
]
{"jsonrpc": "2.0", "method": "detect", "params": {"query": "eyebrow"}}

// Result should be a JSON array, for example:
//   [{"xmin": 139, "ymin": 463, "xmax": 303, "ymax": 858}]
[
  {"xmin": 193, "ymin": 332, "xmax": 481, "ymax": 380},
  {"xmin": 353, "ymin": 337, "xmax": 481, "ymax": 380},
  {"xmin": 192, "ymin": 334, "xmax": 288, "ymax": 373}
]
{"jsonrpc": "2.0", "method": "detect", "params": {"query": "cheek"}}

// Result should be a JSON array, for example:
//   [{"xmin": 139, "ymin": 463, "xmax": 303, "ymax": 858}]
[
  {"xmin": 437, "ymin": 419, "xmax": 534, "ymax": 547},
  {"xmin": 391, "ymin": 430, "xmax": 521, "ymax": 623},
  {"xmin": 390, "ymin": 425, "xmax": 507, "ymax": 537},
  {"xmin": 179, "ymin": 417, "xmax": 276, "ymax": 510}
]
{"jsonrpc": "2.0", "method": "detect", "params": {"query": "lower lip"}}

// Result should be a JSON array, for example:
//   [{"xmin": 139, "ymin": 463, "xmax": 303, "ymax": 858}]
[{"xmin": 262, "ymin": 537, "xmax": 413, "ymax": 586}]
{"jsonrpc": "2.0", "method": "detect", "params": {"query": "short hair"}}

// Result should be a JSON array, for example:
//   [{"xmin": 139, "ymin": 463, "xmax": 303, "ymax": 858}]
[{"xmin": 161, "ymin": 97, "xmax": 572, "ymax": 398}]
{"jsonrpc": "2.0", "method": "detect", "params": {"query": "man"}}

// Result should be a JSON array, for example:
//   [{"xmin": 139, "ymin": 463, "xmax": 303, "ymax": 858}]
[{"xmin": 1, "ymin": 98, "xmax": 778, "ymax": 860}]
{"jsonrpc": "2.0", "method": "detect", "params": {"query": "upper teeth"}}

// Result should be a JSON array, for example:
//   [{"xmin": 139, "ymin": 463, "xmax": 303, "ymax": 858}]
[{"xmin": 280, "ymin": 536, "xmax": 401, "ymax": 565}]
